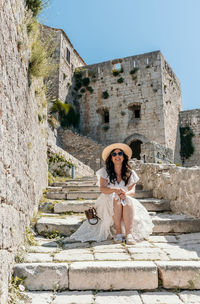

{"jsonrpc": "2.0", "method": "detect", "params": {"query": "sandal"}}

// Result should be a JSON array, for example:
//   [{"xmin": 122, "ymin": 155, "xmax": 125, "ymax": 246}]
[
  {"xmin": 114, "ymin": 234, "xmax": 123, "ymax": 244},
  {"xmin": 126, "ymin": 234, "xmax": 136, "ymax": 245}
]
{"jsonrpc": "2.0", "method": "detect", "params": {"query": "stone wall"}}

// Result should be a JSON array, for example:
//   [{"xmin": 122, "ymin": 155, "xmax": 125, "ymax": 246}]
[
  {"xmin": 140, "ymin": 141, "xmax": 173, "ymax": 164},
  {"xmin": 57, "ymin": 128, "xmax": 105, "ymax": 171},
  {"xmin": 0, "ymin": 1, "xmax": 48, "ymax": 302},
  {"xmin": 40, "ymin": 25, "xmax": 61, "ymax": 105},
  {"xmin": 179, "ymin": 109, "xmax": 200, "ymax": 167},
  {"xmin": 133, "ymin": 162, "xmax": 200, "ymax": 218},
  {"xmin": 161, "ymin": 53, "xmax": 182, "ymax": 164}
]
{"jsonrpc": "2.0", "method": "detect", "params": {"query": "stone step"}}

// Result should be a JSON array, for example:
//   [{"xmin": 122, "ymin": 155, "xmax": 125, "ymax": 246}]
[
  {"xmin": 52, "ymin": 181, "xmax": 98, "ymax": 187},
  {"xmin": 49, "ymin": 183, "xmax": 143, "ymax": 191},
  {"xmin": 14, "ymin": 261, "xmax": 158, "ymax": 291},
  {"xmin": 51, "ymin": 198, "xmax": 170, "ymax": 213},
  {"xmin": 36, "ymin": 213, "xmax": 200, "ymax": 237},
  {"xmin": 46, "ymin": 190, "xmax": 153, "ymax": 200},
  {"xmin": 48, "ymin": 184, "xmax": 143, "ymax": 192},
  {"xmin": 153, "ymin": 213, "xmax": 200, "ymax": 234},
  {"xmin": 19, "ymin": 290, "xmax": 200, "ymax": 304},
  {"xmin": 13, "ymin": 260, "xmax": 200, "ymax": 291}
]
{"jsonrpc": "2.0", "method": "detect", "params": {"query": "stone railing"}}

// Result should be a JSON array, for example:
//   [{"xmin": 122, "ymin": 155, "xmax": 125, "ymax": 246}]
[
  {"xmin": 47, "ymin": 144, "xmax": 94, "ymax": 177},
  {"xmin": 130, "ymin": 161, "xmax": 200, "ymax": 218}
]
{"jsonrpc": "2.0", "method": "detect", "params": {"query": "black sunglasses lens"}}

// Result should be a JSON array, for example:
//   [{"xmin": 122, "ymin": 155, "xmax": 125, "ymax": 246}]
[{"xmin": 111, "ymin": 151, "xmax": 123, "ymax": 157}]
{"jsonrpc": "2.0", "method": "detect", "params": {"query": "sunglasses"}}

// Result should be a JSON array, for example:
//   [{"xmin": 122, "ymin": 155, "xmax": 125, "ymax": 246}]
[{"xmin": 111, "ymin": 151, "xmax": 124, "ymax": 157}]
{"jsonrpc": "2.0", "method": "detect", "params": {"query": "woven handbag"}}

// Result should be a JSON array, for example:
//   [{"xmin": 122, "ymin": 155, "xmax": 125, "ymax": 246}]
[{"xmin": 85, "ymin": 207, "xmax": 100, "ymax": 225}]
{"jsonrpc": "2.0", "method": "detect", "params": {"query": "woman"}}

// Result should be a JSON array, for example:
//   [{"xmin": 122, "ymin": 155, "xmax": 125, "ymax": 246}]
[{"xmin": 70, "ymin": 143, "xmax": 154, "ymax": 244}]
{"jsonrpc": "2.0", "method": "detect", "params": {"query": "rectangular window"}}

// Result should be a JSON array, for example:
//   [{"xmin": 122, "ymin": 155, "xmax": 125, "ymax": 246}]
[
  {"xmin": 103, "ymin": 110, "xmax": 109, "ymax": 123},
  {"xmin": 128, "ymin": 104, "xmax": 141, "ymax": 119},
  {"xmin": 135, "ymin": 109, "xmax": 140, "ymax": 118},
  {"xmin": 66, "ymin": 47, "xmax": 70, "ymax": 64}
]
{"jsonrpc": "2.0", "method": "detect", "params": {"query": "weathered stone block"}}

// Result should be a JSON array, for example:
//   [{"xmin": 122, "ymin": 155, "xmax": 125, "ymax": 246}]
[
  {"xmin": 69, "ymin": 261, "xmax": 158, "ymax": 290},
  {"xmin": 157, "ymin": 261, "xmax": 200, "ymax": 289},
  {"xmin": 14, "ymin": 263, "xmax": 68, "ymax": 290}
]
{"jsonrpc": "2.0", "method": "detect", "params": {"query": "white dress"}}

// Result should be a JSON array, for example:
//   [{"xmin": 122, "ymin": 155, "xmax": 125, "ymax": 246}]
[{"xmin": 70, "ymin": 167, "xmax": 154, "ymax": 242}]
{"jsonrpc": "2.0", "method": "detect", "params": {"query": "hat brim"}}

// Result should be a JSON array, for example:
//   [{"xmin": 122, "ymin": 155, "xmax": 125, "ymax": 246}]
[{"xmin": 102, "ymin": 143, "xmax": 132, "ymax": 161}]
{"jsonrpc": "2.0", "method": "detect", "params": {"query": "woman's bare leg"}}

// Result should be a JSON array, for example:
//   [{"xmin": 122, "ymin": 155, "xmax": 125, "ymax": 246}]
[
  {"xmin": 113, "ymin": 200, "xmax": 122, "ymax": 234},
  {"xmin": 123, "ymin": 204, "xmax": 134, "ymax": 236}
]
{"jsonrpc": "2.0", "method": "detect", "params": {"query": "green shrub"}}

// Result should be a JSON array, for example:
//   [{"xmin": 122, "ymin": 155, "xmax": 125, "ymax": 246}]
[
  {"xmin": 180, "ymin": 125, "xmax": 195, "ymax": 164},
  {"xmin": 102, "ymin": 125, "xmax": 109, "ymax": 131},
  {"xmin": 117, "ymin": 77, "xmax": 124, "ymax": 83},
  {"xmin": 82, "ymin": 77, "xmax": 90, "ymax": 87},
  {"xmin": 86, "ymin": 86, "xmax": 94, "ymax": 93},
  {"xmin": 80, "ymin": 88, "xmax": 86, "ymax": 93},
  {"xmin": 130, "ymin": 67, "xmax": 139, "ymax": 74},
  {"xmin": 112, "ymin": 67, "xmax": 123, "ymax": 77},
  {"xmin": 38, "ymin": 113, "xmax": 42, "ymax": 122},
  {"xmin": 50, "ymin": 99, "xmax": 79, "ymax": 128},
  {"xmin": 74, "ymin": 79, "xmax": 82, "ymax": 91},
  {"xmin": 74, "ymin": 68, "xmax": 83, "ymax": 79},
  {"xmin": 102, "ymin": 91, "xmax": 109, "ymax": 99},
  {"xmin": 48, "ymin": 171, "xmax": 55, "ymax": 184},
  {"xmin": 26, "ymin": 0, "xmax": 49, "ymax": 17}
]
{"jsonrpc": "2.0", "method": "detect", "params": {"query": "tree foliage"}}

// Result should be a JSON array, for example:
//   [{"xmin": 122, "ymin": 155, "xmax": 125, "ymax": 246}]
[
  {"xmin": 26, "ymin": 0, "xmax": 49, "ymax": 17},
  {"xmin": 50, "ymin": 99, "xmax": 79, "ymax": 128},
  {"xmin": 180, "ymin": 125, "xmax": 195, "ymax": 164}
]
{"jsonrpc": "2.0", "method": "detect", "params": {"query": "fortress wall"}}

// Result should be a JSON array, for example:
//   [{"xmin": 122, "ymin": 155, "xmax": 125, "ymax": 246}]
[
  {"xmin": 180, "ymin": 109, "xmax": 200, "ymax": 167},
  {"xmin": 0, "ymin": 1, "xmax": 48, "ymax": 302},
  {"xmin": 160, "ymin": 53, "xmax": 182, "ymax": 163},
  {"xmin": 76, "ymin": 51, "xmax": 166, "ymax": 146}
]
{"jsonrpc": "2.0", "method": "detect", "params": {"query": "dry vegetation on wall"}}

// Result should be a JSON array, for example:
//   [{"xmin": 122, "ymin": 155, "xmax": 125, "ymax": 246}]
[{"xmin": 26, "ymin": 18, "xmax": 57, "ymax": 82}]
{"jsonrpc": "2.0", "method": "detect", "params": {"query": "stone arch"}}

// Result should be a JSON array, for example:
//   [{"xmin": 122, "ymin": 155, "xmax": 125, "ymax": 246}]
[{"xmin": 124, "ymin": 133, "xmax": 148, "ymax": 160}]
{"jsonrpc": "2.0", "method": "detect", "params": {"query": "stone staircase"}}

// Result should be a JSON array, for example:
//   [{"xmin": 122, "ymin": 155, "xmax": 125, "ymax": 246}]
[{"xmin": 14, "ymin": 176, "xmax": 200, "ymax": 303}]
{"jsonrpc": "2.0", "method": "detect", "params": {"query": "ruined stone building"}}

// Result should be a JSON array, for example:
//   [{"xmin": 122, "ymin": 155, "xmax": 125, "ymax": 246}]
[
  {"xmin": 43, "ymin": 25, "xmax": 200, "ymax": 167},
  {"xmin": 40, "ymin": 25, "xmax": 86, "ymax": 104}
]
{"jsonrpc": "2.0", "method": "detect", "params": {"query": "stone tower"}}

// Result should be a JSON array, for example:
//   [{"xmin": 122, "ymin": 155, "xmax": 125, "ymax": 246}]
[{"xmin": 73, "ymin": 51, "xmax": 182, "ymax": 163}]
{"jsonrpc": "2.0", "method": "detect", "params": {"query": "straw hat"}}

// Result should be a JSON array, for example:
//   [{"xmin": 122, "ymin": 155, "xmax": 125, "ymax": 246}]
[{"xmin": 102, "ymin": 143, "xmax": 132, "ymax": 161}]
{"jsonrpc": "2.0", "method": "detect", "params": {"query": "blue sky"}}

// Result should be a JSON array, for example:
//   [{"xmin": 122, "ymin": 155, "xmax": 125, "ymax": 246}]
[{"xmin": 39, "ymin": 0, "xmax": 200, "ymax": 111}]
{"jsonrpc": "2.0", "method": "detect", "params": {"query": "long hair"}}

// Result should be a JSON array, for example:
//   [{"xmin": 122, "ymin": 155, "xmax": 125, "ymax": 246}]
[{"xmin": 105, "ymin": 149, "xmax": 132, "ymax": 185}]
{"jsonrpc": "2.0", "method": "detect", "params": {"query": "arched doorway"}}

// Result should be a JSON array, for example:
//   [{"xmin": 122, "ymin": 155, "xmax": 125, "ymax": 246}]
[{"xmin": 130, "ymin": 140, "xmax": 142, "ymax": 160}]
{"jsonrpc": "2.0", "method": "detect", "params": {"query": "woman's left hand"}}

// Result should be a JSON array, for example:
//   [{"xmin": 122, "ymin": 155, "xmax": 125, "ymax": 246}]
[{"xmin": 119, "ymin": 192, "xmax": 126, "ymax": 200}]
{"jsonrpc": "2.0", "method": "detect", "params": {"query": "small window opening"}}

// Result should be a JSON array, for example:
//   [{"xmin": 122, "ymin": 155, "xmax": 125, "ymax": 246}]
[
  {"xmin": 71, "ymin": 64, "xmax": 74, "ymax": 71},
  {"xmin": 135, "ymin": 109, "xmax": 140, "ymax": 118},
  {"xmin": 63, "ymin": 73, "xmax": 66, "ymax": 81},
  {"xmin": 103, "ymin": 110, "xmax": 109, "ymax": 123},
  {"xmin": 128, "ymin": 104, "xmax": 141, "ymax": 119},
  {"xmin": 133, "ymin": 60, "xmax": 136, "ymax": 67},
  {"xmin": 115, "ymin": 63, "xmax": 121, "ymax": 70},
  {"xmin": 66, "ymin": 47, "xmax": 70, "ymax": 64},
  {"xmin": 146, "ymin": 58, "xmax": 149, "ymax": 65}
]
